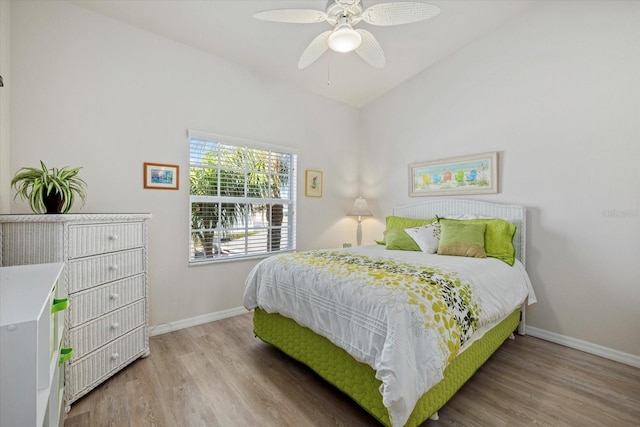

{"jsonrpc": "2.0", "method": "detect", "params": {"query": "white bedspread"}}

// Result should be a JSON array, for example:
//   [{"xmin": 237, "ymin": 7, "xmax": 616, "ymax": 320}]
[{"xmin": 244, "ymin": 245, "xmax": 536, "ymax": 426}]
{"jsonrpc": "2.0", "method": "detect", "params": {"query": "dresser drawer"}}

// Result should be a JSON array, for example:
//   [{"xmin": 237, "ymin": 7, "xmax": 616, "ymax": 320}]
[
  {"xmin": 68, "ymin": 222, "xmax": 145, "ymax": 259},
  {"xmin": 69, "ymin": 300, "xmax": 145, "ymax": 360},
  {"xmin": 68, "ymin": 274, "xmax": 145, "ymax": 326},
  {"xmin": 67, "ymin": 248, "xmax": 145, "ymax": 293},
  {"xmin": 66, "ymin": 326, "xmax": 146, "ymax": 399}
]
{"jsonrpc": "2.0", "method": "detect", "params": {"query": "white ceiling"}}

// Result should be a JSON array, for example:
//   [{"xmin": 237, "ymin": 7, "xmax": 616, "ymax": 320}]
[{"xmin": 69, "ymin": 0, "xmax": 533, "ymax": 108}]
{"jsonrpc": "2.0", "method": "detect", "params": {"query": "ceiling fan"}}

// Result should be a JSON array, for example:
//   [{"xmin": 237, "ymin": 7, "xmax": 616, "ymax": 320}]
[{"xmin": 254, "ymin": 0, "xmax": 441, "ymax": 69}]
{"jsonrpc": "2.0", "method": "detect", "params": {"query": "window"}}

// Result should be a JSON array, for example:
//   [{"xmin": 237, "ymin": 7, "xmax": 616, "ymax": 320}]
[{"xmin": 188, "ymin": 131, "xmax": 297, "ymax": 263}]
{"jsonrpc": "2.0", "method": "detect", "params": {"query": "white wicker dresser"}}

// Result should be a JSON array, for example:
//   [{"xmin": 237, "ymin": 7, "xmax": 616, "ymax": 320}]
[{"xmin": 0, "ymin": 213, "xmax": 151, "ymax": 410}]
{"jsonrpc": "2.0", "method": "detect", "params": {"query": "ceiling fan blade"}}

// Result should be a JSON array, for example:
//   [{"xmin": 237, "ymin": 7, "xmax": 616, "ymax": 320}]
[
  {"xmin": 253, "ymin": 9, "xmax": 327, "ymax": 24},
  {"xmin": 298, "ymin": 31, "xmax": 331, "ymax": 69},
  {"xmin": 362, "ymin": 2, "xmax": 441, "ymax": 26},
  {"xmin": 355, "ymin": 30, "xmax": 385, "ymax": 68}
]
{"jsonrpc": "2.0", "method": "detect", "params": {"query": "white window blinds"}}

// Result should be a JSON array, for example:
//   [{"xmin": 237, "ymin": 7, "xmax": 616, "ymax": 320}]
[{"xmin": 189, "ymin": 132, "xmax": 297, "ymax": 263}]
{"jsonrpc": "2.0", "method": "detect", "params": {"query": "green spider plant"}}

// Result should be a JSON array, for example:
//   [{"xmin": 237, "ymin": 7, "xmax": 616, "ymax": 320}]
[{"xmin": 11, "ymin": 160, "xmax": 87, "ymax": 213}]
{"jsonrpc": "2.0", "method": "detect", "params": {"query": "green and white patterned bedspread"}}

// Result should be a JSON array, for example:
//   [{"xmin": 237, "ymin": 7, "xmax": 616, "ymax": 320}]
[{"xmin": 244, "ymin": 245, "xmax": 535, "ymax": 426}]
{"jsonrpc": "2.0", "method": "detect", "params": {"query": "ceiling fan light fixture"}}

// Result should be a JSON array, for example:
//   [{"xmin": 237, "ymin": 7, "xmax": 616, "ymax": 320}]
[{"xmin": 328, "ymin": 21, "xmax": 362, "ymax": 53}]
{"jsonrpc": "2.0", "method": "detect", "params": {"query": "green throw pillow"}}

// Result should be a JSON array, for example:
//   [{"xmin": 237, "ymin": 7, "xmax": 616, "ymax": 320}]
[
  {"xmin": 385, "ymin": 228, "xmax": 421, "ymax": 251},
  {"xmin": 377, "ymin": 215, "xmax": 437, "ymax": 245},
  {"xmin": 440, "ymin": 218, "xmax": 516, "ymax": 265},
  {"xmin": 437, "ymin": 222, "xmax": 487, "ymax": 258}
]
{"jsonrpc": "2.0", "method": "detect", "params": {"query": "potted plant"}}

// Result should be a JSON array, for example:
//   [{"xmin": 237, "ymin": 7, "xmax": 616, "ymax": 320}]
[{"xmin": 11, "ymin": 160, "xmax": 87, "ymax": 214}]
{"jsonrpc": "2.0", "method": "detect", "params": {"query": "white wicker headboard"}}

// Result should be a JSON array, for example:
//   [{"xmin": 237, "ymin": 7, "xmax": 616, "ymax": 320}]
[{"xmin": 393, "ymin": 199, "xmax": 526, "ymax": 266}]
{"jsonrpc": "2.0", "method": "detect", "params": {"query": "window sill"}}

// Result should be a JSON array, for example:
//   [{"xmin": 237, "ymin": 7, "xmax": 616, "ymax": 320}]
[{"xmin": 188, "ymin": 249, "xmax": 295, "ymax": 266}]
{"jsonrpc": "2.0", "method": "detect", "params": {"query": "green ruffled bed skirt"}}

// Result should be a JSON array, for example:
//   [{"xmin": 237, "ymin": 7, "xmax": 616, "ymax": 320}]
[{"xmin": 253, "ymin": 308, "xmax": 520, "ymax": 426}]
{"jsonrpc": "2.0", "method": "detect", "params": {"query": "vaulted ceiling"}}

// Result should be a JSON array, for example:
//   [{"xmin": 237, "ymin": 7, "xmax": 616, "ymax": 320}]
[{"xmin": 70, "ymin": 0, "xmax": 532, "ymax": 108}]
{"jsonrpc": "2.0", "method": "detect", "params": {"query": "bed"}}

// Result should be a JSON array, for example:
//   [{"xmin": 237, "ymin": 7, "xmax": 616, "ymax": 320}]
[{"xmin": 244, "ymin": 199, "xmax": 536, "ymax": 426}]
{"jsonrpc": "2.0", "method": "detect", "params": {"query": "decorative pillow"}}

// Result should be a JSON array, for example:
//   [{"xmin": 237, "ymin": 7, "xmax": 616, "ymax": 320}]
[
  {"xmin": 377, "ymin": 215, "xmax": 437, "ymax": 245},
  {"xmin": 405, "ymin": 222, "xmax": 441, "ymax": 253},
  {"xmin": 438, "ymin": 214, "xmax": 483, "ymax": 220},
  {"xmin": 440, "ymin": 218, "xmax": 516, "ymax": 265},
  {"xmin": 437, "ymin": 222, "xmax": 487, "ymax": 258},
  {"xmin": 384, "ymin": 228, "xmax": 421, "ymax": 251}
]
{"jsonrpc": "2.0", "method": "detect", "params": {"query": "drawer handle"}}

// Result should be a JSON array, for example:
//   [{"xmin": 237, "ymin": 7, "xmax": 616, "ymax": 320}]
[
  {"xmin": 111, "ymin": 322, "xmax": 120, "ymax": 330},
  {"xmin": 110, "ymin": 293, "xmax": 119, "ymax": 300},
  {"xmin": 108, "ymin": 234, "xmax": 119, "ymax": 241},
  {"xmin": 51, "ymin": 298, "xmax": 69, "ymax": 313},
  {"xmin": 109, "ymin": 264, "xmax": 119, "ymax": 271},
  {"xmin": 59, "ymin": 348, "xmax": 74, "ymax": 365},
  {"xmin": 110, "ymin": 352, "xmax": 120, "ymax": 361}
]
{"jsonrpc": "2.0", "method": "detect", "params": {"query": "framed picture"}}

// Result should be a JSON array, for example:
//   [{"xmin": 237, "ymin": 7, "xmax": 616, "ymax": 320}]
[
  {"xmin": 143, "ymin": 162, "xmax": 179, "ymax": 190},
  {"xmin": 409, "ymin": 151, "xmax": 498, "ymax": 197},
  {"xmin": 305, "ymin": 169, "xmax": 323, "ymax": 197}
]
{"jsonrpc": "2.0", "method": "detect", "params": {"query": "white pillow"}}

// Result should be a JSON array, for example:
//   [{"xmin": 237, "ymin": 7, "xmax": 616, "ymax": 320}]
[
  {"xmin": 439, "ymin": 214, "xmax": 484, "ymax": 220},
  {"xmin": 405, "ymin": 222, "xmax": 441, "ymax": 253}
]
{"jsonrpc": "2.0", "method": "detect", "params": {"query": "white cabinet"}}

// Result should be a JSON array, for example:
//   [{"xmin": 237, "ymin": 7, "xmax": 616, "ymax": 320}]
[
  {"xmin": 0, "ymin": 262, "xmax": 67, "ymax": 427},
  {"xmin": 0, "ymin": 214, "xmax": 151, "ymax": 409}
]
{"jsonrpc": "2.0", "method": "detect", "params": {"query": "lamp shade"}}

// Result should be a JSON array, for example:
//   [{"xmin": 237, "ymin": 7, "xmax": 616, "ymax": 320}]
[
  {"xmin": 328, "ymin": 20, "xmax": 362, "ymax": 53},
  {"xmin": 347, "ymin": 197, "xmax": 372, "ymax": 217}
]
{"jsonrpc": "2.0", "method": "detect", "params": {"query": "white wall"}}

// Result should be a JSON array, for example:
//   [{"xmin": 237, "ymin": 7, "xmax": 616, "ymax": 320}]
[
  {"xmin": 0, "ymin": 1, "xmax": 10, "ymax": 213},
  {"xmin": 7, "ymin": 1, "xmax": 361, "ymax": 327},
  {"xmin": 361, "ymin": 1, "xmax": 640, "ymax": 357}
]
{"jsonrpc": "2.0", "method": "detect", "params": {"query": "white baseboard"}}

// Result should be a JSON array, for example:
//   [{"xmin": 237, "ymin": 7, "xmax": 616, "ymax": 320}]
[
  {"xmin": 149, "ymin": 306, "xmax": 249, "ymax": 336},
  {"xmin": 148, "ymin": 309, "xmax": 640, "ymax": 369},
  {"xmin": 526, "ymin": 326, "xmax": 640, "ymax": 368}
]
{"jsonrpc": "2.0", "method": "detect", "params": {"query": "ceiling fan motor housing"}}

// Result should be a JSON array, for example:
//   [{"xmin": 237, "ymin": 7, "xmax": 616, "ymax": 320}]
[{"xmin": 326, "ymin": 0, "xmax": 364, "ymax": 26}]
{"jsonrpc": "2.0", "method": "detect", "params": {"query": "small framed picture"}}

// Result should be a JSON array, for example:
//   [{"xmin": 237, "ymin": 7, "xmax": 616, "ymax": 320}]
[
  {"xmin": 305, "ymin": 169, "xmax": 323, "ymax": 197},
  {"xmin": 144, "ymin": 162, "xmax": 179, "ymax": 190}
]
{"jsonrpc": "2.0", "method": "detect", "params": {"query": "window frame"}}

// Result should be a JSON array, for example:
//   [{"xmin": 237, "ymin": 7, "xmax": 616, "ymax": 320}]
[{"xmin": 188, "ymin": 130, "xmax": 297, "ymax": 265}]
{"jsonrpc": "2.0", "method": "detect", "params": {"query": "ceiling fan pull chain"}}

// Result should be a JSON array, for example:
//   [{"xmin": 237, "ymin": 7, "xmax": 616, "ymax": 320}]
[{"xmin": 327, "ymin": 52, "xmax": 331, "ymax": 86}]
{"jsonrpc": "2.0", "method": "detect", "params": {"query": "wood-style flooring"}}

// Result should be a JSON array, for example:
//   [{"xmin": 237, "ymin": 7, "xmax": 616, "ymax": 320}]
[{"xmin": 65, "ymin": 312, "xmax": 640, "ymax": 427}]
